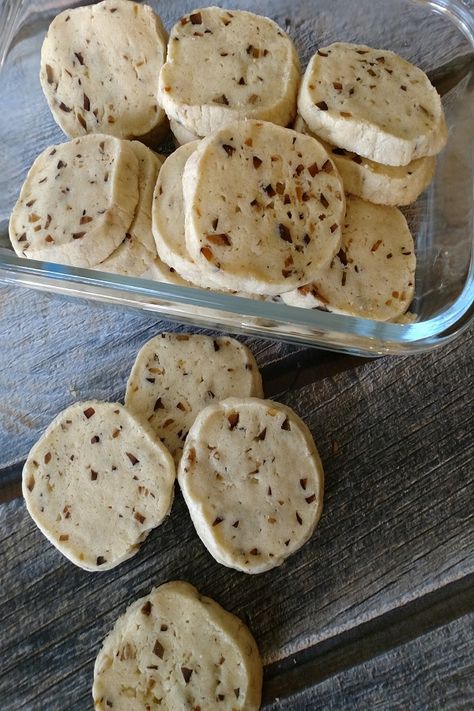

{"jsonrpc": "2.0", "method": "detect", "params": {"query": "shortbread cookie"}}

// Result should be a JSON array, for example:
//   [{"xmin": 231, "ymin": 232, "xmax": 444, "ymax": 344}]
[
  {"xmin": 298, "ymin": 43, "xmax": 448, "ymax": 166},
  {"xmin": 281, "ymin": 196, "xmax": 416, "ymax": 321},
  {"xmin": 22, "ymin": 401, "xmax": 175, "ymax": 571},
  {"xmin": 96, "ymin": 235, "xmax": 156, "ymax": 277},
  {"xmin": 93, "ymin": 581, "xmax": 262, "ymax": 710},
  {"xmin": 183, "ymin": 120, "xmax": 345, "ymax": 295},
  {"xmin": 158, "ymin": 7, "xmax": 300, "ymax": 136},
  {"xmin": 178, "ymin": 397, "xmax": 324, "ymax": 573},
  {"xmin": 40, "ymin": 0, "xmax": 168, "ymax": 143},
  {"xmin": 125, "ymin": 334, "xmax": 263, "ymax": 464},
  {"xmin": 170, "ymin": 117, "xmax": 200, "ymax": 146},
  {"xmin": 129, "ymin": 142, "xmax": 163, "ymax": 253},
  {"xmin": 294, "ymin": 115, "xmax": 436, "ymax": 206},
  {"xmin": 9, "ymin": 135, "xmax": 139, "ymax": 267}
]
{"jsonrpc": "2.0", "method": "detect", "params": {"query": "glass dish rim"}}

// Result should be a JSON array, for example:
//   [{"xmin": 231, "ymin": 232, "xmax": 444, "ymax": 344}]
[{"xmin": 0, "ymin": 0, "xmax": 473, "ymax": 356}]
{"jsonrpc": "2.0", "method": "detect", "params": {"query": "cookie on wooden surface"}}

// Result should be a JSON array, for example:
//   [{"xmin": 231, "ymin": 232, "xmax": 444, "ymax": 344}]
[
  {"xmin": 158, "ymin": 6, "xmax": 299, "ymax": 136},
  {"xmin": 183, "ymin": 120, "xmax": 345, "ymax": 295},
  {"xmin": 40, "ymin": 0, "xmax": 168, "ymax": 143},
  {"xmin": 22, "ymin": 400, "xmax": 175, "ymax": 571},
  {"xmin": 9, "ymin": 135, "xmax": 139, "ymax": 267},
  {"xmin": 298, "ymin": 42, "xmax": 447, "ymax": 166},
  {"xmin": 294, "ymin": 115, "xmax": 436, "ymax": 206},
  {"xmin": 93, "ymin": 580, "xmax": 262, "ymax": 710},
  {"xmin": 125, "ymin": 334, "xmax": 263, "ymax": 465},
  {"xmin": 281, "ymin": 195, "xmax": 416, "ymax": 321},
  {"xmin": 178, "ymin": 397, "xmax": 324, "ymax": 573}
]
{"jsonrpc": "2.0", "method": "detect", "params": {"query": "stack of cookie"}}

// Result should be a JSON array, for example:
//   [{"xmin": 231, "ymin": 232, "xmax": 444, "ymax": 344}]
[
  {"xmin": 22, "ymin": 332, "xmax": 326, "ymax": 708},
  {"xmin": 9, "ymin": 2, "xmax": 448, "ymax": 324}
]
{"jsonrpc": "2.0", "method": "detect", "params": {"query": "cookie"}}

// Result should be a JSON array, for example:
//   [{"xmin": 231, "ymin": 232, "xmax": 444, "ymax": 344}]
[
  {"xmin": 298, "ymin": 43, "xmax": 448, "ymax": 166},
  {"xmin": 95, "ymin": 235, "xmax": 156, "ymax": 277},
  {"xmin": 9, "ymin": 135, "xmax": 139, "ymax": 268},
  {"xmin": 125, "ymin": 334, "xmax": 263, "ymax": 465},
  {"xmin": 178, "ymin": 397, "xmax": 324, "ymax": 573},
  {"xmin": 93, "ymin": 580, "xmax": 262, "ymax": 710},
  {"xmin": 170, "ymin": 117, "xmax": 200, "ymax": 146},
  {"xmin": 128, "ymin": 142, "xmax": 163, "ymax": 253},
  {"xmin": 158, "ymin": 7, "xmax": 300, "ymax": 136},
  {"xmin": 281, "ymin": 195, "xmax": 416, "ymax": 321},
  {"xmin": 294, "ymin": 115, "xmax": 436, "ymax": 206},
  {"xmin": 22, "ymin": 400, "xmax": 175, "ymax": 571},
  {"xmin": 183, "ymin": 120, "xmax": 345, "ymax": 295},
  {"xmin": 40, "ymin": 0, "xmax": 168, "ymax": 144}
]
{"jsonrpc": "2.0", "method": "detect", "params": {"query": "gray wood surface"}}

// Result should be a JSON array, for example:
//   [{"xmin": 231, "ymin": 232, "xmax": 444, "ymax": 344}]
[{"xmin": 0, "ymin": 325, "xmax": 472, "ymax": 709}]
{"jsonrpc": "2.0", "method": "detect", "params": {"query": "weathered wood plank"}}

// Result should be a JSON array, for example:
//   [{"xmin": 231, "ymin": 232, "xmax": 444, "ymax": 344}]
[
  {"xmin": 265, "ymin": 612, "xmax": 474, "ymax": 710},
  {"xmin": 0, "ymin": 327, "xmax": 472, "ymax": 708}
]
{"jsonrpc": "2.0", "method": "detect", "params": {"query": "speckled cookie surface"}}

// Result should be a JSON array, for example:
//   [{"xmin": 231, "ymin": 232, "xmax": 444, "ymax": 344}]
[
  {"xmin": 298, "ymin": 42, "xmax": 447, "ymax": 166},
  {"xmin": 40, "ymin": 0, "xmax": 168, "ymax": 141},
  {"xmin": 125, "ymin": 334, "xmax": 263, "ymax": 465},
  {"xmin": 93, "ymin": 581, "xmax": 262, "ymax": 710},
  {"xmin": 178, "ymin": 397, "xmax": 324, "ymax": 573},
  {"xmin": 22, "ymin": 400, "xmax": 175, "ymax": 571},
  {"xmin": 183, "ymin": 120, "xmax": 345, "ymax": 295},
  {"xmin": 294, "ymin": 115, "xmax": 436, "ymax": 206},
  {"xmin": 158, "ymin": 6, "xmax": 299, "ymax": 136},
  {"xmin": 9, "ymin": 134, "xmax": 139, "ymax": 267},
  {"xmin": 281, "ymin": 196, "xmax": 416, "ymax": 321}
]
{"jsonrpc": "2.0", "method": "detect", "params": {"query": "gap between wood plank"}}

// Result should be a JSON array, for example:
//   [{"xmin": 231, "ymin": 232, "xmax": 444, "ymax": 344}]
[{"xmin": 261, "ymin": 573, "xmax": 474, "ymax": 706}]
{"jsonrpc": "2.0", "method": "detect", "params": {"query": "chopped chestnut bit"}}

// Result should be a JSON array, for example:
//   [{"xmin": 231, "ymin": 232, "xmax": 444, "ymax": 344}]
[
  {"xmin": 80, "ymin": 215, "xmax": 93, "ymax": 224},
  {"xmin": 250, "ymin": 198, "xmax": 260, "ymax": 208},
  {"xmin": 45, "ymin": 64, "xmax": 55, "ymax": 84},
  {"xmin": 330, "ymin": 223, "xmax": 338, "ymax": 233},
  {"xmin": 160, "ymin": 624, "xmax": 168, "ymax": 631},
  {"xmin": 356, "ymin": 49, "xmax": 369, "ymax": 55},
  {"xmin": 296, "ymin": 511, "xmax": 303, "ymax": 525},
  {"xmin": 134, "ymin": 511, "xmax": 146, "ymax": 524},
  {"xmin": 59, "ymin": 534, "xmax": 69, "ymax": 541},
  {"xmin": 322, "ymin": 160, "xmax": 333, "ymax": 173},
  {"xmin": 282, "ymin": 268, "xmax": 293, "ymax": 278},
  {"xmin": 400, "ymin": 85, "xmax": 407, "ymax": 91},
  {"xmin": 181, "ymin": 667, "xmax": 193, "ymax": 683},
  {"xmin": 264, "ymin": 184, "xmax": 276, "ymax": 197},
  {"xmin": 317, "ymin": 49, "xmax": 329, "ymax": 57},
  {"xmin": 352, "ymin": 155, "xmax": 363, "ymax": 164},
  {"xmin": 176, "ymin": 402, "xmax": 186, "ymax": 412},
  {"xmin": 141, "ymin": 601, "xmax": 153, "ymax": 617},
  {"xmin": 386, "ymin": 253, "xmax": 393, "ymax": 259},
  {"xmin": 281, "ymin": 416, "xmax": 291, "ymax": 430},
  {"xmin": 212, "ymin": 217, "xmax": 219, "ymax": 230},
  {"xmin": 200, "ymin": 246, "xmax": 214, "ymax": 262},
  {"xmin": 253, "ymin": 156, "xmax": 262, "ymax": 169},
  {"xmin": 238, "ymin": 76, "xmax": 246, "ymax": 85},
  {"xmin": 340, "ymin": 111, "xmax": 352, "ymax": 118},
  {"xmin": 316, "ymin": 101, "xmax": 329, "ymax": 111},
  {"xmin": 18, "ymin": 233, "xmax": 27, "ymax": 242},
  {"xmin": 333, "ymin": 81, "xmax": 343, "ymax": 91},
  {"xmin": 337, "ymin": 248, "xmax": 348, "ymax": 266},
  {"xmin": 83, "ymin": 407, "xmax": 95, "ymax": 421},
  {"xmin": 212, "ymin": 517, "xmax": 223, "ymax": 526},
  {"xmin": 96, "ymin": 556, "xmax": 107, "ymax": 566},
  {"xmin": 376, "ymin": 56, "xmax": 385, "ymax": 63},
  {"xmin": 319, "ymin": 193, "xmax": 329, "ymax": 209},
  {"xmin": 145, "ymin": 377, "xmax": 155, "ymax": 384},
  {"xmin": 190, "ymin": 11, "xmax": 202, "ymax": 23},
  {"xmin": 227, "ymin": 412, "xmax": 240, "ymax": 429},
  {"xmin": 249, "ymin": 548, "xmax": 260, "ymax": 555},
  {"xmin": 44, "ymin": 451, "xmax": 52, "ymax": 464},
  {"xmin": 367, "ymin": 68, "xmax": 377, "ymax": 77},
  {"xmin": 212, "ymin": 339, "xmax": 220, "ymax": 352},
  {"xmin": 284, "ymin": 194, "xmax": 291, "ymax": 205},
  {"xmin": 59, "ymin": 102, "xmax": 72, "ymax": 112},
  {"xmin": 371, "ymin": 239, "xmax": 382, "ymax": 252},
  {"xmin": 222, "ymin": 143, "xmax": 235, "ymax": 157},
  {"xmin": 90, "ymin": 470, "xmax": 98, "ymax": 480},
  {"xmin": 126, "ymin": 452, "xmax": 139, "ymax": 465},
  {"xmin": 255, "ymin": 427, "xmax": 267, "ymax": 441},
  {"xmin": 299, "ymin": 478, "xmax": 308, "ymax": 490},
  {"xmin": 72, "ymin": 231, "xmax": 86, "ymax": 240},
  {"xmin": 214, "ymin": 94, "xmax": 229, "ymax": 105},
  {"xmin": 341, "ymin": 271, "xmax": 347, "ymax": 287},
  {"xmin": 278, "ymin": 224, "xmax": 292, "ymax": 243},
  {"xmin": 83, "ymin": 93, "xmax": 90, "ymax": 111},
  {"xmin": 248, "ymin": 94, "xmax": 259, "ymax": 104},
  {"xmin": 303, "ymin": 234, "xmax": 311, "ymax": 245},
  {"xmin": 153, "ymin": 640, "xmax": 165, "ymax": 659},
  {"xmin": 207, "ymin": 233, "xmax": 231, "ymax": 246},
  {"xmin": 308, "ymin": 162, "xmax": 319, "ymax": 177}
]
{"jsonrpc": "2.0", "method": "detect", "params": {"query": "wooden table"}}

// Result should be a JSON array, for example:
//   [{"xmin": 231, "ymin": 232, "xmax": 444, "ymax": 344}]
[{"xmin": 0, "ymin": 283, "xmax": 472, "ymax": 709}]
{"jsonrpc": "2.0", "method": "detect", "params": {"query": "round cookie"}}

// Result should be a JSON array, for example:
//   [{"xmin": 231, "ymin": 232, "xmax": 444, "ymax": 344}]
[
  {"xmin": 40, "ymin": 0, "xmax": 168, "ymax": 144},
  {"xmin": 125, "ymin": 334, "xmax": 263, "ymax": 465},
  {"xmin": 22, "ymin": 400, "xmax": 175, "ymax": 571},
  {"xmin": 281, "ymin": 196, "xmax": 416, "ymax": 321},
  {"xmin": 298, "ymin": 42, "xmax": 448, "ymax": 166},
  {"xmin": 9, "ymin": 135, "xmax": 139, "ymax": 268},
  {"xmin": 170, "ymin": 118, "xmax": 200, "ymax": 146},
  {"xmin": 178, "ymin": 397, "xmax": 324, "ymax": 574},
  {"xmin": 294, "ymin": 115, "xmax": 436, "ymax": 206},
  {"xmin": 183, "ymin": 120, "xmax": 345, "ymax": 295},
  {"xmin": 158, "ymin": 7, "xmax": 300, "ymax": 136},
  {"xmin": 93, "ymin": 580, "xmax": 262, "ymax": 711}
]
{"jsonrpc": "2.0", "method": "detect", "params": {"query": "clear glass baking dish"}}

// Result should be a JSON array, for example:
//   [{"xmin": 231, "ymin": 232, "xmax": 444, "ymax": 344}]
[{"xmin": 0, "ymin": 0, "xmax": 473, "ymax": 356}]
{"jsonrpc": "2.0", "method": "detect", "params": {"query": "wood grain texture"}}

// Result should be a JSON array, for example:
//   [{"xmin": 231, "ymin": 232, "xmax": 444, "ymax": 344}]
[
  {"xmin": 0, "ymin": 327, "xmax": 472, "ymax": 709},
  {"xmin": 266, "ymin": 613, "xmax": 474, "ymax": 710}
]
